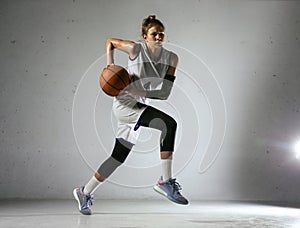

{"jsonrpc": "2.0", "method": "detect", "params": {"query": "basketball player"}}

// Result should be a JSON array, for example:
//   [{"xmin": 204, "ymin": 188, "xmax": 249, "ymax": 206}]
[{"xmin": 73, "ymin": 15, "xmax": 188, "ymax": 215}]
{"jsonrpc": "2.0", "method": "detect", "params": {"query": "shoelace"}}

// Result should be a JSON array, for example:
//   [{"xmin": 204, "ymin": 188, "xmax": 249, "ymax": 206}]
[
  {"xmin": 84, "ymin": 194, "xmax": 94, "ymax": 208},
  {"xmin": 169, "ymin": 178, "xmax": 182, "ymax": 192}
]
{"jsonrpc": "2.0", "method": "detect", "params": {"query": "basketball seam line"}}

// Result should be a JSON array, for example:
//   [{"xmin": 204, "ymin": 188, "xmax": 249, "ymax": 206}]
[
  {"xmin": 101, "ymin": 73, "xmax": 123, "ymax": 95},
  {"xmin": 106, "ymin": 68, "xmax": 128, "ymax": 87}
]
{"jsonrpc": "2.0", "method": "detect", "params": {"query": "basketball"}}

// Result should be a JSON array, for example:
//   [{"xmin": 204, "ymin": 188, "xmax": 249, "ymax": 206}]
[{"xmin": 100, "ymin": 65, "xmax": 131, "ymax": 96}]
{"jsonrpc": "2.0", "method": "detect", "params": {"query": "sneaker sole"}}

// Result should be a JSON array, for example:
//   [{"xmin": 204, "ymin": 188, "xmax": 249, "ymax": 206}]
[
  {"xmin": 73, "ymin": 188, "xmax": 82, "ymax": 211},
  {"xmin": 153, "ymin": 185, "xmax": 188, "ymax": 205},
  {"xmin": 73, "ymin": 188, "xmax": 92, "ymax": 215},
  {"xmin": 153, "ymin": 185, "xmax": 168, "ymax": 197}
]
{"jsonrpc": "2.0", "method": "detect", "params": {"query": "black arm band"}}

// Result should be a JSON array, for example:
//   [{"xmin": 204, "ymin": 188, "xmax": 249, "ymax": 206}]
[
  {"xmin": 145, "ymin": 74, "xmax": 176, "ymax": 100},
  {"xmin": 164, "ymin": 74, "xmax": 176, "ymax": 82}
]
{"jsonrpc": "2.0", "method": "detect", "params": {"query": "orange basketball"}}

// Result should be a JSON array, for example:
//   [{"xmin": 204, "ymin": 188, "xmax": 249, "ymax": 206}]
[{"xmin": 100, "ymin": 65, "xmax": 131, "ymax": 96}]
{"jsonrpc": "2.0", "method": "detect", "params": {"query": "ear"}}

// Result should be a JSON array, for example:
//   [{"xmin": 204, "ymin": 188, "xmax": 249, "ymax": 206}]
[{"xmin": 143, "ymin": 34, "xmax": 147, "ymax": 40}]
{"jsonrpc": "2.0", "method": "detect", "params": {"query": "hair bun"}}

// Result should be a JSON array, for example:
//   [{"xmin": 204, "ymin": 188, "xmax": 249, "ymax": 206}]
[
  {"xmin": 141, "ymin": 15, "xmax": 164, "ymax": 36},
  {"xmin": 148, "ymin": 15, "xmax": 156, "ymax": 20}
]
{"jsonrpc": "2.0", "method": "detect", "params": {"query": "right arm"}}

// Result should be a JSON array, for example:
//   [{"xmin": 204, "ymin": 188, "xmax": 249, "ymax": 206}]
[{"xmin": 106, "ymin": 38, "xmax": 140, "ymax": 66}]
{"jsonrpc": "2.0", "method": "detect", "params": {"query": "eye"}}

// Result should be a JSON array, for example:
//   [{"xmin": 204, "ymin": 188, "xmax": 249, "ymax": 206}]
[{"xmin": 151, "ymin": 32, "xmax": 164, "ymax": 37}]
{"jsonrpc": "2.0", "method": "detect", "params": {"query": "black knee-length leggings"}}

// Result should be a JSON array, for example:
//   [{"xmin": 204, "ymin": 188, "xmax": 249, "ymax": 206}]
[
  {"xmin": 135, "ymin": 105, "xmax": 177, "ymax": 151},
  {"xmin": 99, "ymin": 105, "xmax": 177, "ymax": 177}
]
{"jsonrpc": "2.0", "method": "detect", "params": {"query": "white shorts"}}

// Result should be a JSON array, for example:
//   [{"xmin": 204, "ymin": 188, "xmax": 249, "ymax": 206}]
[{"xmin": 112, "ymin": 98, "xmax": 147, "ymax": 144}]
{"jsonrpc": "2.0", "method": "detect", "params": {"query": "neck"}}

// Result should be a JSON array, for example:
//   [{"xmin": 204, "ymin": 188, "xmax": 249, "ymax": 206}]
[{"xmin": 146, "ymin": 43, "xmax": 162, "ymax": 60}]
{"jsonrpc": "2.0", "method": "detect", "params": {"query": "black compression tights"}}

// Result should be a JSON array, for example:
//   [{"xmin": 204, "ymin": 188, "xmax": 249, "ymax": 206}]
[
  {"xmin": 137, "ymin": 106, "xmax": 177, "ymax": 151},
  {"xmin": 97, "ymin": 105, "xmax": 177, "ymax": 179}
]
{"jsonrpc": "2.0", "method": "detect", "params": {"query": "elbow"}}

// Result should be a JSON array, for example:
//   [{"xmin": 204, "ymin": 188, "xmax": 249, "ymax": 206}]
[
  {"xmin": 106, "ymin": 38, "xmax": 112, "ymax": 44},
  {"xmin": 160, "ymin": 90, "xmax": 171, "ymax": 100},
  {"xmin": 106, "ymin": 38, "xmax": 114, "ymax": 50}
]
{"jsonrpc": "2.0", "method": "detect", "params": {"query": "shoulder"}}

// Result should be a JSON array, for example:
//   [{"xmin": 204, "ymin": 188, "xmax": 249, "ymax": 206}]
[
  {"xmin": 170, "ymin": 52, "xmax": 178, "ymax": 62},
  {"xmin": 128, "ymin": 42, "xmax": 141, "ymax": 60},
  {"xmin": 169, "ymin": 52, "xmax": 179, "ymax": 68}
]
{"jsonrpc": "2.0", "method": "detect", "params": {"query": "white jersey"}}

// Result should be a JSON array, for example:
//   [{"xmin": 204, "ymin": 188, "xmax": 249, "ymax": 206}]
[
  {"xmin": 115, "ymin": 42, "xmax": 173, "ymax": 107},
  {"xmin": 112, "ymin": 42, "xmax": 174, "ymax": 144}
]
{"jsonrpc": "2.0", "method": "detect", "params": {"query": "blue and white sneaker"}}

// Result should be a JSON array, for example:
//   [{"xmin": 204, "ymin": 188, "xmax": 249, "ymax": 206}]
[
  {"xmin": 73, "ymin": 187, "xmax": 94, "ymax": 215},
  {"xmin": 153, "ymin": 177, "xmax": 189, "ymax": 205}
]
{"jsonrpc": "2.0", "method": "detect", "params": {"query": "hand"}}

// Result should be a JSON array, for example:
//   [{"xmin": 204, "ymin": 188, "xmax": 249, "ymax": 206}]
[{"xmin": 106, "ymin": 63, "xmax": 115, "ymax": 68}]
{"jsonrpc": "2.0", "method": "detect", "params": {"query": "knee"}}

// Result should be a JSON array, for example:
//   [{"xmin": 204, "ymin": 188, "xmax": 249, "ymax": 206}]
[
  {"xmin": 111, "ymin": 138, "xmax": 133, "ymax": 163},
  {"xmin": 165, "ymin": 116, "xmax": 177, "ymax": 133}
]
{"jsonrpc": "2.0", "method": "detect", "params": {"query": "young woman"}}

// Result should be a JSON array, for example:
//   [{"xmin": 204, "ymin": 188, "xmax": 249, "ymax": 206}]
[{"xmin": 73, "ymin": 15, "xmax": 188, "ymax": 215}]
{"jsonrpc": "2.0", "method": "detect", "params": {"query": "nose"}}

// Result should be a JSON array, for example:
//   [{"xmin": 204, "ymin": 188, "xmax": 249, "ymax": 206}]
[{"xmin": 156, "ymin": 33, "xmax": 164, "ymax": 41}]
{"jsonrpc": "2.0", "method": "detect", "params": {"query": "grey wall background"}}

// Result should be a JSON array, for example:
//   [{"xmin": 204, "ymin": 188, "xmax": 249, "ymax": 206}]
[{"xmin": 1, "ymin": 0, "xmax": 300, "ymax": 201}]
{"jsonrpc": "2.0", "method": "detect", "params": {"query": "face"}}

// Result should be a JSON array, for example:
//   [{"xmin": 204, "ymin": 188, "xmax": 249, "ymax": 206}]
[{"xmin": 143, "ymin": 25, "xmax": 165, "ymax": 47}]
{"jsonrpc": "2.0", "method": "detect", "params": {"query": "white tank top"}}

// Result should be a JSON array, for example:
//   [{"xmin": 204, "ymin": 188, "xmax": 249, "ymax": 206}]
[{"xmin": 116, "ymin": 42, "xmax": 173, "ymax": 106}]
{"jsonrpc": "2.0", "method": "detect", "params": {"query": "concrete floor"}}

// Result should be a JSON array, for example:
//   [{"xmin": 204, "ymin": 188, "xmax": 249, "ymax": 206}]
[{"xmin": 1, "ymin": 200, "xmax": 300, "ymax": 227}]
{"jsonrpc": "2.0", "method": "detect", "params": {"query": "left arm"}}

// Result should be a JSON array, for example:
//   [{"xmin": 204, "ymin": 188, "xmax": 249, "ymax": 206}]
[{"xmin": 145, "ymin": 53, "xmax": 179, "ymax": 100}]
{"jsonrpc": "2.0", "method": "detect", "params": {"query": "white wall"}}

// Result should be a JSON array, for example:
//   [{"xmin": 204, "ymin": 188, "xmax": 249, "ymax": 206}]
[{"xmin": 1, "ymin": 0, "xmax": 300, "ymax": 201}]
